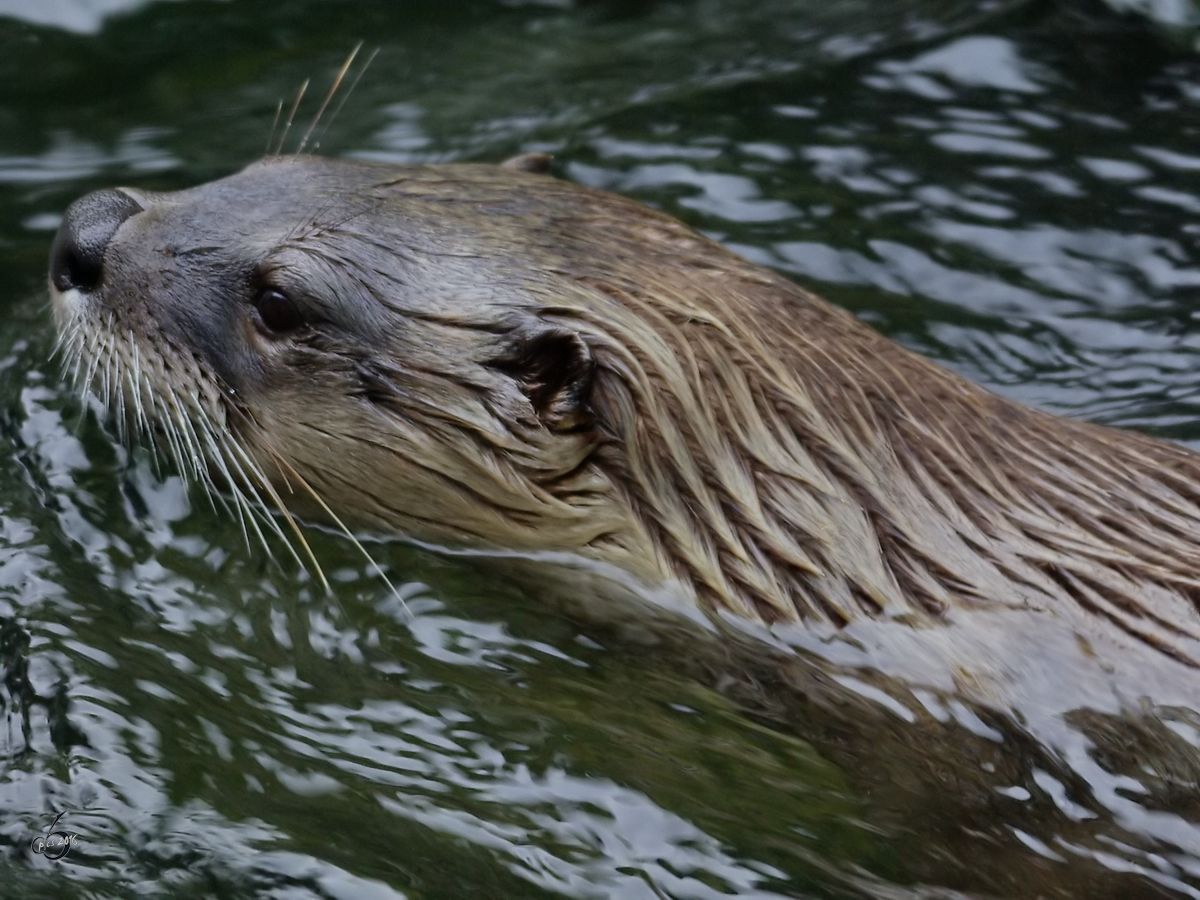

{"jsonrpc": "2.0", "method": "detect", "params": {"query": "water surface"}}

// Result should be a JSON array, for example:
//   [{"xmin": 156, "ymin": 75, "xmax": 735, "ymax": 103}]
[{"xmin": 2, "ymin": 0, "xmax": 1200, "ymax": 897}]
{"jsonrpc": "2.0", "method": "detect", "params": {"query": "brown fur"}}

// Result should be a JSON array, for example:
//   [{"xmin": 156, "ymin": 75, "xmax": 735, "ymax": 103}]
[
  {"xmin": 50, "ymin": 156, "xmax": 1200, "ymax": 665},
  {"xmin": 529, "ymin": 181, "xmax": 1200, "ymax": 653}
]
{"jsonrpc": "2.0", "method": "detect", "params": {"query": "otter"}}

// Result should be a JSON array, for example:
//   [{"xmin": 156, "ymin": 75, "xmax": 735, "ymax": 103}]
[{"xmin": 47, "ymin": 154, "xmax": 1200, "ymax": 673}]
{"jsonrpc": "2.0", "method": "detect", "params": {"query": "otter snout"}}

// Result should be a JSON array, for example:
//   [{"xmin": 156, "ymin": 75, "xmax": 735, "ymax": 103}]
[{"xmin": 49, "ymin": 188, "xmax": 144, "ymax": 294}]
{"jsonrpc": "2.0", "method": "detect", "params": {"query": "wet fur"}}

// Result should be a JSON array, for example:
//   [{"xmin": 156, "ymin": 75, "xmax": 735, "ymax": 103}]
[{"xmin": 52, "ymin": 156, "xmax": 1200, "ymax": 665}]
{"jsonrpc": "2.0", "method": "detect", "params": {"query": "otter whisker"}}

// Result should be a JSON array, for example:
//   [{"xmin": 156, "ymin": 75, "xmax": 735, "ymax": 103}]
[
  {"xmin": 173, "ymin": 403, "xmax": 215, "ymax": 486},
  {"xmin": 128, "ymin": 337, "xmax": 152, "ymax": 441},
  {"xmin": 195, "ymin": 420, "xmax": 238, "ymax": 519},
  {"xmin": 199, "ymin": 431, "xmax": 256, "ymax": 553},
  {"xmin": 312, "ymin": 46, "xmax": 379, "ymax": 153},
  {"xmin": 213, "ymin": 432, "xmax": 283, "ymax": 560},
  {"xmin": 51, "ymin": 288, "xmax": 342, "ymax": 598},
  {"xmin": 65, "ymin": 329, "xmax": 87, "ymax": 393},
  {"xmin": 150, "ymin": 393, "xmax": 181, "ymax": 477},
  {"xmin": 266, "ymin": 99, "xmax": 284, "ymax": 158},
  {"xmin": 112, "ymin": 358, "xmax": 128, "ymax": 443},
  {"xmin": 185, "ymin": 415, "xmax": 230, "ymax": 517},
  {"xmin": 123, "ymin": 366, "xmax": 142, "ymax": 441},
  {"xmin": 274, "ymin": 78, "xmax": 309, "ymax": 157},
  {"xmin": 221, "ymin": 432, "xmax": 328, "ymax": 590},
  {"xmin": 170, "ymin": 409, "xmax": 204, "ymax": 483},
  {"xmin": 59, "ymin": 330, "xmax": 82, "ymax": 385},
  {"xmin": 228, "ymin": 492, "xmax": 255, "ymax": 554},
  {"xmin": 57, "ymin": 328, "xmax": 91, "ymax": 434},
  {"xmin": 165, "ymin": 389, "xmax": 209, "ymax": 483},
  {"xmin": 298, "ymin": 42, "xmax": 364, "ymax": 155},
  {"xmin": 99, "ymin": 342, "xmax": 113, "ymax": 411},
  {"xmin": 151, "ymin": 391, "xmax": 193, "ymax": 487},
  {"xmin": 49, "ymin": 319, "xmax": 80, "ymax": 363},
  {"xmin": 80, "ymin": 329, "xmax": 103, "ymax": 400},
  {"xmin": 268, "ymin": 451, "xmax": 410, "ymax": 620}
]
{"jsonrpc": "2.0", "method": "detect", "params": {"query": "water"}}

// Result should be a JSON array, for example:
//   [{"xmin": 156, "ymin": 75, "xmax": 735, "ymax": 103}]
[{"xmin": 3, "ymin": 0, "xmax": 1200, "ymax": 896}]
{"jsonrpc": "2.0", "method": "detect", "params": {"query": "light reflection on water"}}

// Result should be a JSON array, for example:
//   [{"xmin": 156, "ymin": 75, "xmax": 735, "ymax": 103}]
[{"xmin": 2, "ymin": 0, "xmax": 1200, "ymax": 897}]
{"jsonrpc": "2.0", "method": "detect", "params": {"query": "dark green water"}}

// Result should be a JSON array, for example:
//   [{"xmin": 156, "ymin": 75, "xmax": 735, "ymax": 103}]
[{"xmin": 3, "ymin": 0, "xmax": 1200, "ymax": 896}]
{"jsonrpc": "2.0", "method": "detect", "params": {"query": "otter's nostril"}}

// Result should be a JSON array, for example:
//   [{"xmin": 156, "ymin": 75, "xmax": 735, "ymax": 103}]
[{"xmin": 49, "ymin": 189, "xmax": 144, "ymax": 293}]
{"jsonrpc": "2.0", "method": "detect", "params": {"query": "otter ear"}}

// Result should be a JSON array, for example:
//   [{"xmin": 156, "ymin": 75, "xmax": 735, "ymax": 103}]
[{"xmin": 493, "ymin": 328, "xmax": 595, "ymax": 431}]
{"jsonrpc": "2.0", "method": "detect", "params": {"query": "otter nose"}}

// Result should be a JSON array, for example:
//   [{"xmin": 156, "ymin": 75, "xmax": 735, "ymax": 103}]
[{"xmin": 49, "ymin": 189, "xmax": 144, "ymax": 293}]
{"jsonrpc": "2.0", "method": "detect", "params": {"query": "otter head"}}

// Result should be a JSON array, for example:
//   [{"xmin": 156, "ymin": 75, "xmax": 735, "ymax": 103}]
[
  {"xmin": 49, "ymin": 155, "xmax": 666, "ymax": 578},
  {"xmin": 48, "ymin": 154, "xmax": 1200, "ymax": 643},
  {"xmin": 42, "ymin": 154, "xmax": 1028, "ymax": 627}
]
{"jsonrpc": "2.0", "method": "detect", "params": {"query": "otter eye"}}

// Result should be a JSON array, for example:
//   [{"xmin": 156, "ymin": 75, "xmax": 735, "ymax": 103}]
[{"xmin": 253, "ymin": 288, "xmax": 304, "ymax": 335}]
